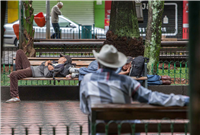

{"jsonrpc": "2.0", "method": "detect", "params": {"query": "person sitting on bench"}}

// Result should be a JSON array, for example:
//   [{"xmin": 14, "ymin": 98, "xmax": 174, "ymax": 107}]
[
  {"xmin": 80, "ymin": 44, "xmax": 189, "ymax": 115},
  {"xmin": 6, "ymin": 49, "xmax": 72, "ymax": 103}
]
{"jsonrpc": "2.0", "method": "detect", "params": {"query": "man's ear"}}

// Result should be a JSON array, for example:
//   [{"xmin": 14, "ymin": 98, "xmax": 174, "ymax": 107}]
[{"xmin": 64, "ymin": 58, "xmax": 67, "ymax": 62}]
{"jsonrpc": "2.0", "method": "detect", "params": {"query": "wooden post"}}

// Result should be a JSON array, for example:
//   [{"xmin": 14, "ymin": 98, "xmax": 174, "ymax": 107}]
[
  {"xmin": 189, "ymin": 1, "xmax": 200, "ymax": 134},
  {"xmin": 46, "ymin": 0, "xmax": 50, "ymax": 39}
]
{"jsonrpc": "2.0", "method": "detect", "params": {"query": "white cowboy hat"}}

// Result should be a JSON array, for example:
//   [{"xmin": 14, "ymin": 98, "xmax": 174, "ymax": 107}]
[{"xmin": 92, "ymin": 44, "xmax": 127, "ymax": 68}]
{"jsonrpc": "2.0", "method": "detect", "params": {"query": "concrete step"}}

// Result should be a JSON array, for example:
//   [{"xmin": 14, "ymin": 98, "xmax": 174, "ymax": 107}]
[
  {"xmin": 1, "ymin": 86, "xmax": 79, "ymax": 101},
  {"xmin": 1, "ymin": 85, "xmax": 188, "ymax": 101}
]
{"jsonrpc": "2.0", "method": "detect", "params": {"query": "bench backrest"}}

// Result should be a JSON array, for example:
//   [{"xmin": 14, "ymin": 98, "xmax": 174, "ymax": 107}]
[
  {"xmin": 13, "ymin": 57, "xmax": 95, "ymax": 67},
  {"xmin": 90, "ymin": 102, "xmax": 188, "ymax": 134}
]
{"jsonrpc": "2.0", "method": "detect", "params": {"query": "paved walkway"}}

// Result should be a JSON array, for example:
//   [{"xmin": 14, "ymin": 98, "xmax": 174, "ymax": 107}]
[
  {"xmin": 1, "ymin": 101, "xmax": 88, "ymax": 135},
  {"xmin": 1, "ymin": 100, "xmax": 188, "ymax": 135}
]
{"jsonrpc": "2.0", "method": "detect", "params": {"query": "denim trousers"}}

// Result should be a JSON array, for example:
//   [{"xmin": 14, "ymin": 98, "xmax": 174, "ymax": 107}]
[
  {"xmin": 138, "ymin": 75, "xmax": 162, "ymax": 86},
  {"xmin": 147, "ymin": 74, "xmax": 162, "ymax": 86},
  {"xmin": 51, "ymin": 23, "xmax": 61, "ymax": 39}
]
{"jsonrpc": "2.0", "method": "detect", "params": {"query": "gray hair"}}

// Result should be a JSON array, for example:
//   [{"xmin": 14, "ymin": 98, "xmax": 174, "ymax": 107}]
[{"xmin": 57, "ymin": 2, "xmax": 63, "ymax": 7}]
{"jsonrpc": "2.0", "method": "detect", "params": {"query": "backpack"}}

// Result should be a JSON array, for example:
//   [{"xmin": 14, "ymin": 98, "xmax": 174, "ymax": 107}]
[{"xmin": 129, "ymin": 56, "xmax": 149, "ymax": 78}]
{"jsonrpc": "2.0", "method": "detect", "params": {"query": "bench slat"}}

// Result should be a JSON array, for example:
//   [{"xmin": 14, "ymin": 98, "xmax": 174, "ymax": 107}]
[
  {"xmin": 20, "ymin": 77, "xmax": 78, "ymax": 80},
  {"xmin": 91, "ymin": 103, "xmax": 187, "ymax": 110},
  {"xmin": 20, "ymin": 77, "xmax": 147, "ymax": 81},
  {"xmin": 95, "ymin": 110, "xmax": 187, "ymax": 120},
  {"xmin": 96, "ymin": 123, "xmax": 188, "ymax": 133},
  {"xmin": 13, "ymin": 60, "xmax": 93, "ymax": 66},
  {"xmin": 131, "ymin": 77, "xmax": 147, "ymax": 80},
  {"xmin": 13, "ymin": 57, "xmax": 96, "ymax": 60}
]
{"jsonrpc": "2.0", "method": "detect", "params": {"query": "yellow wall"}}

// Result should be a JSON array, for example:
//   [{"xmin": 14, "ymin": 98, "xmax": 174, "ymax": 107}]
[{"xmin": 8, "ymin": 1, "xmax": 18, "ymax": 23}]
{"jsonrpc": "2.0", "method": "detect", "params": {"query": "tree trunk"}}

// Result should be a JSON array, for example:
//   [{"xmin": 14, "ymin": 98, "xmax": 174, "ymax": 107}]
[
  {"xmin": 144, "ymin": 1, "xmax": 164, "ymax": 75},
  {"xmin": 22, "ymin": 1, "xmax": 36, "ymax": 57},
  {"xmin": 104, "ymin": 1, "xmax": 144, "ymax": 57}
]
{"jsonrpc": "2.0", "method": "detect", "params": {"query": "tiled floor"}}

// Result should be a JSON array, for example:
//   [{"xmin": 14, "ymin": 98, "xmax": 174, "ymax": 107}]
[{"xmin": 1, "ymin": 101, "xmax": 88, "ymax": 135}]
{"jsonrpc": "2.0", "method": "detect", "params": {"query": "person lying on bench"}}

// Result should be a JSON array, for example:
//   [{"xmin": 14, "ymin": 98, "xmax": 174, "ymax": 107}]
[
  {"xmin": 69, "ymin": 56, "xmax": 171, "ymax": 86},
  {"xmin": 117, "ymin": 56, "xmax": 171, "ymax": 85},
  {"xmin": 6, "ymin": 49, "xmax": 72, "ymax": 103},
  {"xmin": 80, "ymin": 44, "xmax": 189, "ymax": 115}
]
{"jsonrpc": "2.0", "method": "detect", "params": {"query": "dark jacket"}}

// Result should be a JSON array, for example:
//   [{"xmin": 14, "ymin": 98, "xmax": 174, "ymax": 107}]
[
  {"xmin": 31, "ymin": 54, "xmax": 73, "ymax": 77},
  {"xmin": 38, "ymin": 61, "xmax": 73, "ymax": 77}
]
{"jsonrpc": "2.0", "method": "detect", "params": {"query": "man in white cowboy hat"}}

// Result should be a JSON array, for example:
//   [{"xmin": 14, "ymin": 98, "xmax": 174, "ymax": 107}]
[{"xmin": 80, "ymin": 44, "xmax": 189, "ymax": 114}]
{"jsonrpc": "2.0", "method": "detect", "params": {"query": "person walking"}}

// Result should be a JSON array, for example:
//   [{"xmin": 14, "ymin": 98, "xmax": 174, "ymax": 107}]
[{"xmin": 51, "ymin": 2, "xmax": 63, "ymax": 39}]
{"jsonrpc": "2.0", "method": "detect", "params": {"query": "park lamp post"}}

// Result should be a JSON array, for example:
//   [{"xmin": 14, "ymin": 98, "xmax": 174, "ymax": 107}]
[
  {"xmin": 189, "ymin": 1, "xmax": 200, "ymax": 134},
  {"xmin": 46, "ymin": 0, "xmax": 50, "ymax": 39},
  {"xmin": 19, "ymin": 0, "xmax": 24, "ymax": 49}
]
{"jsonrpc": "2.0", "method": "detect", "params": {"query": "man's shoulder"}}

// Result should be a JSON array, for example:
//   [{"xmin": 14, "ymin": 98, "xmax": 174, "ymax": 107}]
[
  {"xmin": 82, "ymin": 72, "xmax": 102, "ymax": 83},
  {"xmin": 83, "ymin": 73, "xmax": 95, "ymax": 80},
  {"xmin": 52, "ymin": 5, "xmax": 58, "ymax": 10}
]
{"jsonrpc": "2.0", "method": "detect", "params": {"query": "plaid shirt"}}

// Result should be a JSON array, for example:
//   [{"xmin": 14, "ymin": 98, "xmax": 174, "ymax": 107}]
[{"xmin": 80, "ymin": 68, "xmax": 189, "ymax": 114}]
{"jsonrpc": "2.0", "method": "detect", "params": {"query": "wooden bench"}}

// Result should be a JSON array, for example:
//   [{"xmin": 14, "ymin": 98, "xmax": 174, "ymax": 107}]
[
  {"xmin": 13, "ymin": 57, "xmax": 148, "ymax": 87},
  {"xmin": 90, "ymin": 102, "xmax": 188, "ymax": 134}
]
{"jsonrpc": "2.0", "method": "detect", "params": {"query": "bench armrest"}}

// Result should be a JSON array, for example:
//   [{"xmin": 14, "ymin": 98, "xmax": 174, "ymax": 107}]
[{"xmin": 144, "ymin": 62, "xmax": 148, "ymax": 88}]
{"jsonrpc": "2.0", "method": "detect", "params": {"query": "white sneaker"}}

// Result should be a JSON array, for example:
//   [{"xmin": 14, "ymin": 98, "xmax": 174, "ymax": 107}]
[
  {"xmin": 6, "ymin": 97, "xmax": 21, "ymax": 103},
  {"xmin": 71, "ymin": 73, "xmax": 79, "ymax": 78},
  {"xmin": 69, "ymin": 67, "xmax": 79, "ymax": 73}
]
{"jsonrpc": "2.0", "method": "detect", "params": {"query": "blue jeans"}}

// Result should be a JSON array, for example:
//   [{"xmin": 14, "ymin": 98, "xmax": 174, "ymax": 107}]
[
  {"xmin": 138, "ymin": 75, "xmax": 162, "ymax": 86},
  {"xmin": 51, "ymin": 23, "xmax": 61, "ymax": 39},
  {"xmin": 147, "ymin": 75, "xmax": 162, "ymax": 86}
]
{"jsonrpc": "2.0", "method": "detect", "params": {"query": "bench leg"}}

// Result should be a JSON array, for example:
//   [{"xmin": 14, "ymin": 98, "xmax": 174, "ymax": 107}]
[
  {"xmin": 88, "ymin": 116, "xmax": 90, "ymax": 135},
  {"xmin": 91, "ymin": 111, "xmax": 96, "ymax": 135},
  {"xmin": 13, "ymin": 64, "xmax": 16, "ymax": 71},
  {"xmin": 144, "ymin": 63, "xmax": 148, "ymax": 88},
  {"xmin": 145, "ymin": 80, "xmax": 148, "ymax": 88}
]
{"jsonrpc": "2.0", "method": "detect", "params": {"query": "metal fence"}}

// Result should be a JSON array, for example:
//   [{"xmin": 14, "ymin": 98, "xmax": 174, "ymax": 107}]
[
  {"xmin": 1, "ymin": 41, "xmax": 188, "ymax": 65},
  {"xmin": 1, "ymin": 121, "xmax": 189, "ymax": 135},
  {"xmin": 34, "ymin": 24, "xmax": 106, "ymax": 39},
  {"xmin": 34, "ymin": 42, "xmax": 102, "ymax": 58},
  {"xmin": 33, "ymin": 26, "xmax": 187, "ymax": 40},
  {"xmin": 34, "ymin": 41, "xmax": 188, "ymax": 61}
]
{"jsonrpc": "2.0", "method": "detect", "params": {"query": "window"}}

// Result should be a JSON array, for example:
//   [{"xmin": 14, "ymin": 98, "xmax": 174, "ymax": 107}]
[{"xmin": 59, "ymin": 17, "xmax": 71, "ymax": 27}]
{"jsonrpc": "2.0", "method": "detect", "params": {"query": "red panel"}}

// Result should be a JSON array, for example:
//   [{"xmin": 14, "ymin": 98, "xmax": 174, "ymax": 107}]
[
  {"xmin": 183, "ymin": 1, "xmax": 189, "ymax": 39},
  {"xmin": 105, "ymin": 0, "xmax": 111, "ymax": 30}
]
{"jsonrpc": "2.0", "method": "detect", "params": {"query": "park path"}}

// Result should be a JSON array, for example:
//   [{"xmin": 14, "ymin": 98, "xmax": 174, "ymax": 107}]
[
  {"xmin": 1, "ymin": 101, "xmax": 88, "ymax": 135},
  {"xmin": 0, "ymin": 100, "xmax": 189, "ymax": 135},
  {"xmin": 1, "ymin": 100, "xmax": 188, "ymax": 135}
]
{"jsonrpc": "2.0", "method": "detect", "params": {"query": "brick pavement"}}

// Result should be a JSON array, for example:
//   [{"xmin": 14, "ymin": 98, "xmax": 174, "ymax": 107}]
[
  {"xmin": 1, "ymin": 101, "xmax": 189, "ymax": 135},
  {"xmin": 1, "ymin": 101, "xmax": 88, "ymax": 135}
]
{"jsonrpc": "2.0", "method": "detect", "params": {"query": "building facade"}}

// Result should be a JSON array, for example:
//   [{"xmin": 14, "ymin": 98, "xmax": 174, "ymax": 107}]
[{"xmin": 102, "ymin": 1, "xmax": 188, "ymax": 39}]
